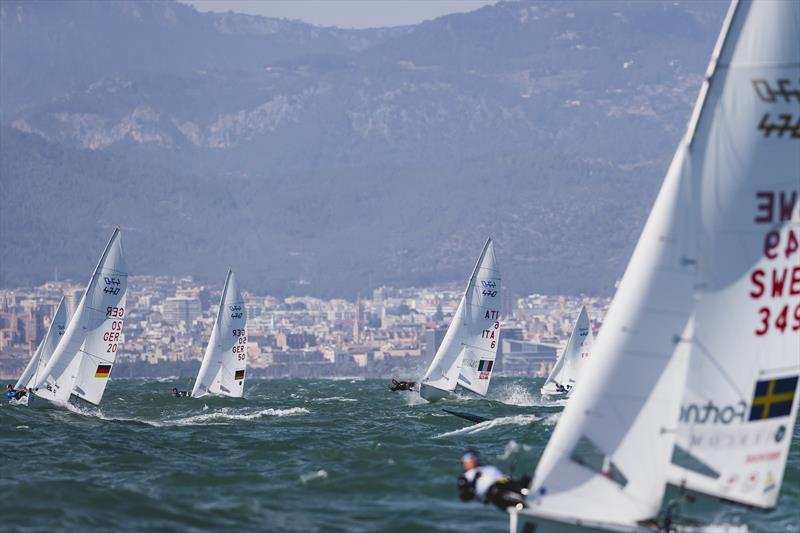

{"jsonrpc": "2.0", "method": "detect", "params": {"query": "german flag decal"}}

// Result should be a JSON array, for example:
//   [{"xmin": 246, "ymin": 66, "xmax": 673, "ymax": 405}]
[
  {"xmin": 95, "ymin": 364, "xmax": 112, "ymax": 378},
  {"xmin": 234, "ymin": 369, "xmax": 245, "ymax": 381},
  {"xmin": 748, "ymin": 376, "xmax": 798, "ymax": 421}
]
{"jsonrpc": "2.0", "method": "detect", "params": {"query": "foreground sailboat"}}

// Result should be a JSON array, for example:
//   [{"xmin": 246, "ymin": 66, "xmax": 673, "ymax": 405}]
[
  {"xmin": 9, "ymin": 297, "xmax": 69, "ymax": 405},
  {"xmin": 419, "ymin": 238, "xmax": 501, "ymax": 402},
  {"xmin": 191, "ymin": 269, "xmax": 247, "ymax": 398},
  {"xmin": 541, "ymin": 305, "xmax": 594, "ymax": 396},
  {"xmin": 30, "ymin": 228, "xmax": 128, "ymax": 408},
  {"xmin": 511, "ymin": 1, "xmax": 799, "ymax": 531}
]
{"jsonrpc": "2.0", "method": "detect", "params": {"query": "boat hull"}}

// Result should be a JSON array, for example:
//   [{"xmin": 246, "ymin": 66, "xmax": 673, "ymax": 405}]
[
  {"xmin": 509, "ymin": 509, "xmax": 748, "ymax": 533},
  {"xmin": 418, "ymin": 383, "xmax": 450, "ymax": 402}
]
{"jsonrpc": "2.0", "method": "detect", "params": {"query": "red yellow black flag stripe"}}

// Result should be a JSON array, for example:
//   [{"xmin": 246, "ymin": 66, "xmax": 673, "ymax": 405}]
[{"xmin": 95, "ymin": 364, "xmax": 112, "ymax": 378}]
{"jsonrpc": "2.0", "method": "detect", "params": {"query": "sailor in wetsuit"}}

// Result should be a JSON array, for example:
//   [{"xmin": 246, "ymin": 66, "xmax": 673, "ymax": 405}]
[
  {"xmin": 457, "ymin": 449, "xmax": 531, "ymax": 511},
  {"xmin": 555, "ymin": 382, "xmax": 568, "ymax": 394},
  {"xmin": 6, "ymin": 384, "xmax": 26, "ymax": 400},
  {"xmin": 172, "ymin": 387, "xmax": 189, "ymax": 398},
  {"xmin": 389, "ymin": 378, "xmax": 416, "ymax": 391}
]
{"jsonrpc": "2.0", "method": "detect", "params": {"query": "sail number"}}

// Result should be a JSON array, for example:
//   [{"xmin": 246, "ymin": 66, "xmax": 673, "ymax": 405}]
[
  {"xmin": 232, "ymin": 329, "xmax": 247, "ymax": 361},
  {"xmin": 481, "ymin": 321, "xmax": 500, "ymax": 349},
  {"xmin": 751, "ymin": 190, "xmax": 800, "ymax": 336}
]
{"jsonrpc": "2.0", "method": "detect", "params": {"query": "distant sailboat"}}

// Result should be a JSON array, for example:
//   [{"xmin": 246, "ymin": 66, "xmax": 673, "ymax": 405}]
[
  {"xmin": 419, "ymin": 238, "xmax": 501, "ymax": 402},
  {"xmin": 511, "ymin": 1, "xmax": 799, "ymax": 531},
  {"xmin": 10, "ymin": 296, "xmax": 69, "ymax": 405},
  {"xmin": 31, "ymin": 228, "xmax": 128, "ymax": 408},
  {"xmin": 191, "ymin": 269, "xmax": 247, "ymax": 398},
  {"xmin": 540, "ymin": 305, "xmax": 594, "ymax": 396}
]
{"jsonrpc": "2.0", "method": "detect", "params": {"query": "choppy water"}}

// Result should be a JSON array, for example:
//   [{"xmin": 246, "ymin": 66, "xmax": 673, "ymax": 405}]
[{"xmin": 1, "ymin": 378, "xmax": 798, "ymax": 532}]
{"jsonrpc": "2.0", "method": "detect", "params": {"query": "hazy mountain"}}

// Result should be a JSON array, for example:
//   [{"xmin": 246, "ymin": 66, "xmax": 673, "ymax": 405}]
[{"xmin": 0, "ymin": 0, "xmax": 728, "ymax": 298}]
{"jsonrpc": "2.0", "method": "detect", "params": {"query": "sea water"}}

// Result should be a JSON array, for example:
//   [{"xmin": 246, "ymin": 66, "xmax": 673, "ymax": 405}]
[{"xmin": 1, "ymin": 378, "xmax": 797, "ymax": 532}]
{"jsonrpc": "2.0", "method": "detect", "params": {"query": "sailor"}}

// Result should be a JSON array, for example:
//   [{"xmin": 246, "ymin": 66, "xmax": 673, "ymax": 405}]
[
  {"xmin": 555, "ymin": 382, "xmax": 568, "ymax": 394},
  {"xmin": 457, "ymin": 449, "xmax": 530, "ymax": 511},
  {"xmin": 389, "ymin": 379, "xmax": 416, "ymax": 391},
  {"xmin": 6, "ymin": 384, "xmax": 26, "ymax": 400},
  {"xmin": 172, "ymin": 387, "xmax": 189, "ymax": 398}
]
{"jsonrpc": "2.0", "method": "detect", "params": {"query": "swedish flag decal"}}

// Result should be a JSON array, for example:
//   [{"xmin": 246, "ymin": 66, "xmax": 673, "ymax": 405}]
[{"xmin": 748, "ymin": 376, "xmax": 798, "ymax": 421}]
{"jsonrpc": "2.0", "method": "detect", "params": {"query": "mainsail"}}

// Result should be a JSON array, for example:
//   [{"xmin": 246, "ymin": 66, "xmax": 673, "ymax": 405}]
[
  {"xmin": 419, "ymin": 238, "xmax": 501, "ymax": 401},
  {"xmin": 191, "ymin": 269, "xmax": 247, "ymax": 398},
  {"xmin": 541, "ymin": 305, "xmax": 594, "ymax": 395},
  {"xmin": 33, "ymin": 228, "xmax": 128, "ymax": 405},
  {"xmin": 15, "ymin": 296, "xmax": 69, "ymax": 390},
  {"xmin": 517, "ymin": 0, "xmax": 800, "ymax": 528},
  {"xmin": 668, "ymin": 0, "xmax": 800, "ymax": 510}
]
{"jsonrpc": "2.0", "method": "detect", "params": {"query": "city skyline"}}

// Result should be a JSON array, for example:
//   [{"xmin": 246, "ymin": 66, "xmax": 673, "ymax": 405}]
[{"xmin": 0, "ymin": 274, "xmax": 610, "ymax": 381}]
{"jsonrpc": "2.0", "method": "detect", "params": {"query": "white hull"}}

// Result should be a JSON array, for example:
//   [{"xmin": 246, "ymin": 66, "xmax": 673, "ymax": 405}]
[
  {"xmin": 419, "ymin": 383, "xmax": 451, "ymax": 402},
  {"xmin": 509, "ymin": 509, "xmax": 747, "ymax": 533},
  {"xmin": 10, "ymin": 392, "xmax": 60, "ymax": 409}
]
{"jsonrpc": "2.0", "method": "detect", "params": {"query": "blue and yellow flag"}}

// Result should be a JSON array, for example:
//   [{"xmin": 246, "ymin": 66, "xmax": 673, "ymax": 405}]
[{"xmin": 748, "ymin": 376, "xmax": 798, "ymax": 421}]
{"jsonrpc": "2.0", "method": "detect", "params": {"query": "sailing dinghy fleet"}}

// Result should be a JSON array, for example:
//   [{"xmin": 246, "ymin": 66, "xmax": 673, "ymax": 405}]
[
  {"xmin": 9, "ymin": 229, "xmax": 249, "ymax": 407},
  {"xmin": 5, "ymin": 0, "xmax": 797, "ymax": 529}
]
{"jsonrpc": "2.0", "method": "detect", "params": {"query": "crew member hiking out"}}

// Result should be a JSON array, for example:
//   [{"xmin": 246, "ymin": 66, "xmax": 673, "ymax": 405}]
[
  {"xmin": 389, "ymin": 378, "xmax": 415, "ymax": 391},
  {"xmin": 6, "ymin": 384, "xmax": 26, "ymax": 401},
  {"xmin": 456, "ymin": 449, "xmax": 531, "ymax": 511}
]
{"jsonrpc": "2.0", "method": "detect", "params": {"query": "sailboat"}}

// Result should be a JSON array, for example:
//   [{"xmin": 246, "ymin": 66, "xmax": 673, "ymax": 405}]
[
  {"xmin": 191, "ymin": 269, "xmax": 247, "ymax": 398},
  {"xmin": 9, "ymin": 296, "xmax": 70, "ymax": 405},
  {"xmin": 30, "ymin": 228, "xmax": 128, "ymax": 408},
  {"xmin": 541, "ymin": 305, "xmax": 594, "ymax": 396},
  {"xmin": 510, "ymin": 1, "xmax": 799, "ymax": 531},
  {"xmin": 419, "ymin": 238, "xmax": 501, "ymax": 402}
]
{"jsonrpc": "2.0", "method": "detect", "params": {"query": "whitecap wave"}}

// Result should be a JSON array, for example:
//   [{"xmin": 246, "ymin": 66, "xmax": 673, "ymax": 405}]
[
  {"xmin": 491, "ymin": 383, "xmax": 539, "ymax": 407},
  {"xmin": 434, "ymin": 414, "xmax": 539, "ymax": 438},
  {"xmin": 497, "ymin": 439, "xmax": 533, "ymax": 460},
  {"xmin": 300, "ymin": 469, "xmax": 328, "ymax": 484},
  {"xmin": 543, "ymin": 412, "xmax": 561, "ymax": 426},
  {"xmin": 165, "ymin": 407, "xmax": 310, "ymax": 426},
  {"xmin": 311, "ymin": 396, "xmax": 357, "ymax": 403}
]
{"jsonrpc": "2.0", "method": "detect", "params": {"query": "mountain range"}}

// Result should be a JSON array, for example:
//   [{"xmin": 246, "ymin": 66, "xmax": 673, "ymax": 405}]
[{"xmin": 0, "ymin": 0, "xmax": 728, "ymax": 298}]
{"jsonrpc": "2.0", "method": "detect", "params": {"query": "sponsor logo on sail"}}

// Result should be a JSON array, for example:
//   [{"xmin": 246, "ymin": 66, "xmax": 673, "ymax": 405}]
[
  {"xmin": 763, "ymin": 471, "xmax": 776, "ymax": 494},
  {"xmin": 742, "ymin": 472, "xmax": 759, "ymax": 493},
  {"xmin": 685, "ymin": 426, "xmax": 780, "ymax": 450},
  {"xmin": 680, "ymin": 400, "xmax": 748, "ymax": 425},
  {"xmin": 745, "ymin": 451, "xmax": 781, "ymax": 464},
  {"xmin": 748, "ymin": 376, "xmax": 798, "ymax": 421}
]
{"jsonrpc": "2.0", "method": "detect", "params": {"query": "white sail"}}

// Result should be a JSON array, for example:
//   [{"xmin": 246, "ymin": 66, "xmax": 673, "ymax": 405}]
[
  {"xmin": 15, "ymin": 296, "xmax": 69, "ymax": 390},
  {"xmin": 668, "ymin": 0, "xmax": 800, "ymax": 510},
  {"xmin": 192, "ymin": 269, "xmax": 247, "ymax": 398},
  {"xmin": 420, "ymin": 238, "xmax": 501, "ymax": 401},
  {"xmin": 517, "ymin": 0, "xmax": 799, "ymax": 528},
  {"xmin": 33, "ymin": 228, "xmax": 128, "ymax": 406},
  {"xmin": 541, "ymin": 305, "xmax": 594, "ymax": 394}
]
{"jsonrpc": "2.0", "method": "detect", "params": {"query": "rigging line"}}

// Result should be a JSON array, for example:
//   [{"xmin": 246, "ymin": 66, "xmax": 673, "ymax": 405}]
[
  {"xmin": 460, "ymin": 342, "xmax": 495, "ymax": 354},
  {"xmin": 690, "ymin": 337, "xmax": 748, "ymax": 400}
]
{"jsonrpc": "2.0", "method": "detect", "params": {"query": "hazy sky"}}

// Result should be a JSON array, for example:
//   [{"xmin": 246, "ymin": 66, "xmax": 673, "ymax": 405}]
[{"xmin": 180, "ymin": 0, "xmax": 496, "ymax": 29}]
